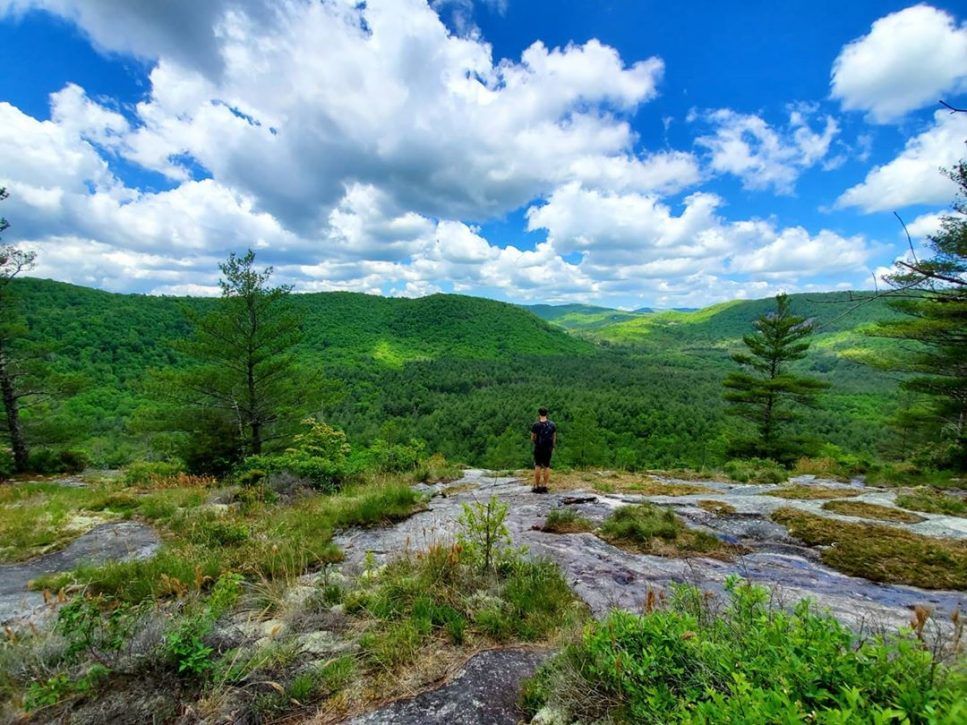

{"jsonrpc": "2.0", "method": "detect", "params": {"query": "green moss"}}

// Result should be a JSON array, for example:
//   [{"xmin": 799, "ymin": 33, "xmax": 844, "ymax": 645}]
[
  {"xmin": 771, "ymin": 508, "xmax": 967, "ymax": 589},
  {"xmin": 895, "ymin": 489, "xmax": 967, "ymax": 517}
]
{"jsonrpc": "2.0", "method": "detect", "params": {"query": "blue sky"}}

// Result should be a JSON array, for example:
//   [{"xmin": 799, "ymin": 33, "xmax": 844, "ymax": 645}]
[{"xmin": 0, "ymin": 0, "xmax": 965, "ymax": 308}]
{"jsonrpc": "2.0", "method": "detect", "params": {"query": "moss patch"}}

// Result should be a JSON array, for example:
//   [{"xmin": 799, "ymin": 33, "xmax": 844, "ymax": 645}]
[
  {"xmin": 895, "ymin": 489, "xmax": 966, "ymax": 517},
  {"xmin": 599, "ymin": 504, "xmax": 742, "ymax": 560},
  {"xmin": 534, "ymin": 470, "xmax": 712, "ymax": 496},
  {"xmin": 761, "ymin": 485, "xmax": 864, "ymax": 500},
  {"xmin": 820, "ymin": 499, "xmax": 925, "ymax": 523},
  {"xmin": 771, "ymin": 508, "xmax": 967, "ymax": 590}
]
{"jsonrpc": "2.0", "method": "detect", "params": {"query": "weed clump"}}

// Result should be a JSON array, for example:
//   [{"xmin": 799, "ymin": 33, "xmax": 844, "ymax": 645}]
[{"xmin": 522, "ymin": 577, "xmax": 966, "ymax": 723}]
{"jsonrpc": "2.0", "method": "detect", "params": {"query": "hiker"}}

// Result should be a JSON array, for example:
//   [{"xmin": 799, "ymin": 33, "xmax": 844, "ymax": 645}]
[{"xmin": 530, "ymin": 407, "xmax": 556, "ymax": 493}]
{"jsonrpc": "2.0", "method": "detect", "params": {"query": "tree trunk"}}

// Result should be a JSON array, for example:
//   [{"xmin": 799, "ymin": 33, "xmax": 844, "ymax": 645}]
[{"xmin": 0, "ymin": 342, "xmax": 28, "ymax": 473}]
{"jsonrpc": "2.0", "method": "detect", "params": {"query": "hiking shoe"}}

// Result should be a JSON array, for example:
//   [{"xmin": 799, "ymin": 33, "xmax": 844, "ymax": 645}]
[{"xmin": 532, "ymin": 485, "xmax": 548, "ymax": 494}]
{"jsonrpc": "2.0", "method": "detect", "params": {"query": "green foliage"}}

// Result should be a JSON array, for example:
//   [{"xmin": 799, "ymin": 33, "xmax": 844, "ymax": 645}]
[
  {"xmin": 722, "ymin": 457, "xmax": 788, "ymax": 483},
  {"xmin": 3, "ymin": 277, "xmax": 909, "ymax": 473},
  {"xmin": 366, "ymin": 438, "xmax": 426, "ymax": 473},
  {"xmin": 121, "ymin": 460, "xmax": 185, "ymax": 486},
  {"xmin": 55, "ymin": 598, "xmax": 141, "ymax": 664},
  {"xmin": 0, "ymin": 448, "xmax": 12, "ymax": 480},
  {"xmin": 162, "ymin": 573, "xmax": 243, "ymax": 676},
  {"xmin": 22, "ymin": 665, "xmax": 109, "ymax": 712},
  {"xmin": 868, "ymin": 160, "xmax": 967, "ymax": 470},
  {"xmin": 896, "ymin": 488, "xmax": 967, "ymax": 517},
  {"xmin": 723, "ymin": 293, "xmax": 830, "ymax": 463},
  {"xmin": 524, "ymin": 578, "xmax": 966, "ymax": 723},
  {"xmin": 457, "ymin": 495, "xmax": 515, "ymax": 573},
  {"xmin": 349, "ymin": 543, "xmax": 581, "ymax": 671},
  {"xmin": 244, "ymin": 418, "xmax": 354, "ymax": 490},
  {"xmin": 25, "ymin": 448, "xmax": 88, "ymax": 474}
]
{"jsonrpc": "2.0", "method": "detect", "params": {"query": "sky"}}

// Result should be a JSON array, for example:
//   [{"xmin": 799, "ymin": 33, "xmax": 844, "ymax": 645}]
[{"xmin": 0, "ymin": 0, "xmax": 965, "ymax": 309}]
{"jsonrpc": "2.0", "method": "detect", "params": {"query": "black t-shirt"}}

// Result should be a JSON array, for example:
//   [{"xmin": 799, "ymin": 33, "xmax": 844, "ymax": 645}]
[{"xmin": 531, "ymin": 420, "xmax": 556, "ymax": 449}]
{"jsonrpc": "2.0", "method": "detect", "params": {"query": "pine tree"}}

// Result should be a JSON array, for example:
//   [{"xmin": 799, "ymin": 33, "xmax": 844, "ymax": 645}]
[
  {"xmin": 157, "ymin": 250, "xmax": 305, "ymax": 462},
  {"xmin": 871, "ymin": 160, "xmax": 967, "ymax": 469},
  {"xmin": 723, "ymin": 294, "xmax": 828, "ymax": 463},
  {"xmin": 0, "ymin": 188, "xmax": 38, "ymax": 473}
]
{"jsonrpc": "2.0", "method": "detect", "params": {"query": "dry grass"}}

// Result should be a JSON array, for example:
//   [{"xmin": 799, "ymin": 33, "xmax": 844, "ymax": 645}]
[
  {"xmin": 761, "ymin": 485, "xmax": 865, "ymax": 500},
  {"xmin": 771, "ymin": 508, "xmax": 967, "ymax": 590},
  {"xmin": 695, "ymin": 500, "xmax": 737, "ymax": 515},
  {"xmin": 820, "ymin": 500, "xmax": 925, "ymax": 524},
  {"xmin": 530, "ymin": 470, "xmax": 712, "ymax": 496}
]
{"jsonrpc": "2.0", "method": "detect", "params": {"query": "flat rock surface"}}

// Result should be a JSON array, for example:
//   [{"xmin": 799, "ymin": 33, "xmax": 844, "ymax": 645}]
[
  {"xmin": 0, "ymin": 521, "xmax": 160, "ymax": 627},
  {"xmin": 344, "ymin": 648, "xmax": 551, "ymax": 725},
  {"xmin": 337, "ymin": 470, "xmax": 966, "ymax": 631}
]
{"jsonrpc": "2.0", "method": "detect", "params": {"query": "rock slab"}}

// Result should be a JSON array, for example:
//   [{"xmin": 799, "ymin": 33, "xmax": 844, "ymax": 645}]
[
  {"xmin": 0, "ymin": 521, "xmax": 160, "ymax": 627},
  {"xmin": 344, "ymin": 648, "xmax": 550, "ymax": 724}
]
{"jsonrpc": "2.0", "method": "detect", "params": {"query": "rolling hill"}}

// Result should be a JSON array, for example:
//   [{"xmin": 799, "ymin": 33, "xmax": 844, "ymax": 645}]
[{"xmin": 5, "ymin": 279, "xmax": 905, "ymax": 470}]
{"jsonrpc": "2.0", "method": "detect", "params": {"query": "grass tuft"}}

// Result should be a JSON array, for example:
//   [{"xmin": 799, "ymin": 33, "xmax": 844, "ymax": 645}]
[
  {"xmin": 541, "ymin": 508, "xmax": 594, "ymax": 534},
  {"xmin": 895, "ymin": 488, "xmax": 966, "ymax": 517},
  {"xmin": 599, "ymin": 504, "xmax": 740, "ymax": 559}
]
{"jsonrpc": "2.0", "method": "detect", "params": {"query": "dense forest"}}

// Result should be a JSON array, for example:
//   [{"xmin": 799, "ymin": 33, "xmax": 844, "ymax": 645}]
[{"xmin": 3, "ymin": 277, "xmax": 908, "ymax": 471}]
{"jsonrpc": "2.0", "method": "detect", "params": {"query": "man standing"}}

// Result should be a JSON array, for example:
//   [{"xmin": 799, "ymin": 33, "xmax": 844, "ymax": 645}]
[{"xmin": 530, "ymin": 407, "xmax": 556, "ymax": 493}]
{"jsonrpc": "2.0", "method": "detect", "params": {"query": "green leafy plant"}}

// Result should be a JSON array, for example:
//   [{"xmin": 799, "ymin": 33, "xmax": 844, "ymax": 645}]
[
  {"xmin": 457, "ymin": 496, "xmax": 514, "ymax": 573},
  {"xmin": 524, "ymin": 577, "xmax": 966, "ymax": 723}
]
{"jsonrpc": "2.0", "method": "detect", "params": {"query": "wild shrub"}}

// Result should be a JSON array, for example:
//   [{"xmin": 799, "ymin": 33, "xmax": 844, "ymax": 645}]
[
  {"xmin": 26, "ymin": 449, "xmax": 89, "ymax": 475},
  {"xmin": 0, "ymin": 448, "xmax": 12, "ymax": 480},
  {"xmin": 457, "ymin": 495, "xmax": 516, "ymax": 573},
  {"xmin": 723, "ymin": 458, "xmax": 788, "ymax": 484},
  {"xmin": 121, "ymin": 460, "xmax": 186, "ymax": 486},
  {"xmin": 524, "ymin": 577, "xmax": 966, "ymax": 723},
  {"xmin": 162, "ymin": 572, "xmax": 243, "ymax": 676}
]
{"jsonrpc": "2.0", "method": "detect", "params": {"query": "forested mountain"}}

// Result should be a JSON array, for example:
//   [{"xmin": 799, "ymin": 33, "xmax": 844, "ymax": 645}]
[{"xmin": 7, "ymin": 278, "xmax": 904, "ymax": 470}]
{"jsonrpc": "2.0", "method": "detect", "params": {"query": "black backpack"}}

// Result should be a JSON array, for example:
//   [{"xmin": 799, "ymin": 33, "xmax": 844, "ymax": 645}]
[{"xmin": 534, "ymin": 420, "xmax": 556, "ymax": 447}]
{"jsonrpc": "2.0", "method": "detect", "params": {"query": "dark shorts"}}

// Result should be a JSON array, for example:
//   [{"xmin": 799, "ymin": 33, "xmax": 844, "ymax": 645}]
[{"xmin": 534, "ymin": 446, "xmax": 553, "ymax": 468}]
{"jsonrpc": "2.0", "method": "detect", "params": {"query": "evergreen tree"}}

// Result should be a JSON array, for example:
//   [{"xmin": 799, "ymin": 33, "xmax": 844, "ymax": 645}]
[
  {"xmin": 871, "ymin": 160, "xmax": 967, "ymax": 469},
  {"xmin": 156, "ymin": 250, "xmax": 305, "ymax": 463},
  {"xmin": 0, "ymin": 188, "xmax": 38, "ymax": 473},
  {"xmin": 723, "ymin": 293, "xmax": 828, "ymax": 462}
]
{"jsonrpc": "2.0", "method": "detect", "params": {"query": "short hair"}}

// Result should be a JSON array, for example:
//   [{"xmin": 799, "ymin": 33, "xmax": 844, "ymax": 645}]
[{"xmin": 538, "ymin": 407, "xmax": 548, "ymax": 417}]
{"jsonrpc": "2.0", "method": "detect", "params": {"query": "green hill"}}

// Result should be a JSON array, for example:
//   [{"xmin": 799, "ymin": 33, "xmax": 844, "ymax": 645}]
[{"xmin": 4, "ymin": 279, "xmax": 904, "ymax": 470}]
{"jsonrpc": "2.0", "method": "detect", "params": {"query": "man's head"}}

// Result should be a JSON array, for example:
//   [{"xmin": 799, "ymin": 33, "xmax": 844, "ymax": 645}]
[{"xmin": 538, "ymin": 407, "xmax": 548, "ymax": 418}]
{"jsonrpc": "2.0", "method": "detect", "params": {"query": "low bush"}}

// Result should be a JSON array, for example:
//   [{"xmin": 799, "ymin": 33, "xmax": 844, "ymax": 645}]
[
  {"xmin": 27, "ymin": 449, "xmax": 89, "ymax": 475},
  {"xmin": 723, "ymin": 458, "xmax": 788, "ymax": 484},
  {"xmin": 367, "ymin": 438, "xmax": 426, "ymax": 473},
  {"xmin": 523, "ymin": 578, "xmax": 966, "ymax": 723},
  {"xmin": 121, "ymin": 460, "xmax": 186, "ymax": 486}
]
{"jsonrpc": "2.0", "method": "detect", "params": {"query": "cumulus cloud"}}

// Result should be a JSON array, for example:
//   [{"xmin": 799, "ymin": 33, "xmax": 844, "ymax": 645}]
[
  {"xmin": 692, "ymin": 108, "xmax": 839, "ymax": 193},
  {"xmin": 836, "ymin": 109, "xmax": 967, "ymax": 211},
  {"xmin": 831, "ymin": 4, "xmax": 967, "ymax": 123},
  {"xmin": 0, "ymin": 0, "xmax": 893, "ymax": 308}
]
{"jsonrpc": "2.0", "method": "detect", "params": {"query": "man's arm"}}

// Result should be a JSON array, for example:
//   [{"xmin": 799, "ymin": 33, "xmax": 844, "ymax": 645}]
[
  {"xmin": 552, "ymin": 431, "xmax": 557, "ymax": 448},
  {"xmin": 531, "ymin": 431, "xmax": 537, "ymax": 444}
]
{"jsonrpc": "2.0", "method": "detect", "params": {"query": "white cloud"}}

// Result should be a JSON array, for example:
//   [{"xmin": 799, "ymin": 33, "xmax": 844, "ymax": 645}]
[
  {"xmin": 836, "ymin": 109, "xmax": 967, "ymax": 211},
  {"xmin": 693, "ymin": 108, "xmax": 839, "ymax": 193},
  {"xmin": 831, "ymin": 4, "xmax": 967, "ymax": 123}
]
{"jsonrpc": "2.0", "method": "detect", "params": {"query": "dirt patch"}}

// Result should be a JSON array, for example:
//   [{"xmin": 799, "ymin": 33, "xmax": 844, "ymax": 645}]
[
  {"xmin": 771, "ymin": 508, "xmax": 967, "ymax": 590},
  {"xmin": 821, "ymin": 500, "xmax": 925, "ymax": 524}
]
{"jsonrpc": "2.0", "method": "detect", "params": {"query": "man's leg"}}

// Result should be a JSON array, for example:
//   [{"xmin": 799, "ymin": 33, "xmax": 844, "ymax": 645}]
[
  {"xmin": 543, "ymin": 465, "xmax": 551, "ymax": 486},
  {"xmin": 534, "ymin": 466, "xmax": 541, "ymax": 488}
]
